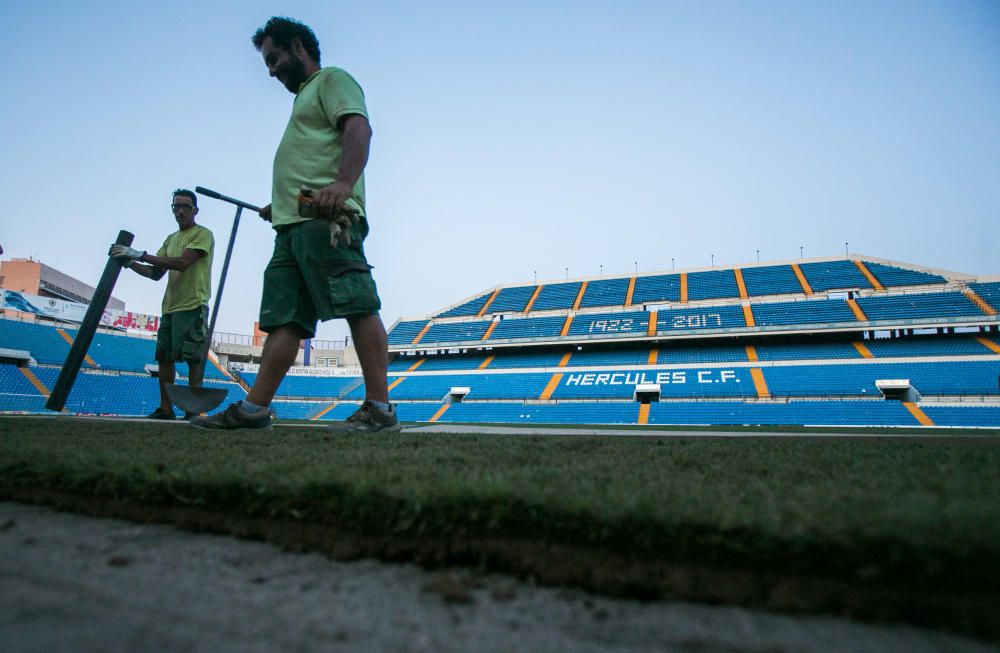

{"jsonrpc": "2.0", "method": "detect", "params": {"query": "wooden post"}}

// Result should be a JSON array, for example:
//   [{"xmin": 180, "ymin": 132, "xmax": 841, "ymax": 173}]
[{"xmin": 46, "ymin": 230, "xmax": 134, "ymax": 412}]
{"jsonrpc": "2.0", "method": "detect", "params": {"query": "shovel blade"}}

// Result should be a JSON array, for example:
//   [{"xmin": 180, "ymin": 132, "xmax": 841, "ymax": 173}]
[{"xmin": 165, "ymin": 384, "xmax": 229, "ymax": 414}]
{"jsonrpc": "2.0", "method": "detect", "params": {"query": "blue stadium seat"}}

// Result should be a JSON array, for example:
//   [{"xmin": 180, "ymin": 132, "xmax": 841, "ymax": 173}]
[
  {"xmin": 741, "ymin": 265, "xmax": 802, "ymax": 297},
  {"xmin": 687, "ymin": 270, "xmax": 740, "ymax": 301},
  {"xmin": 865, "ymin": 262, "xmax": 945, "ymax": 287}
]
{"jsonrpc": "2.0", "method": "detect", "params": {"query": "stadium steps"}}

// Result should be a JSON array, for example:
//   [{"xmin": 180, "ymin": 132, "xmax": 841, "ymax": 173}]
[
  {"xmin": 539, "ymin": 373, "xmax": 563, "ymax": 400},
  {"xmin": 847, "ymin": 298, "xmax": 868, "ymax": 321},
  {"xmin": 680, "ymin": 273, "xmax": 688, "ymax": 303},
  {"xmin": 964, "ymin": 288, "xmax": 997, "ymax": 316},
  {"xmin": 523, "ymin": 285, "xmax": 543, "ymax": 313},
  {"xmin": 853, "ymin": 260, "xmax": 885, "ymax": 291},
  {"xmin": 560, "ymin": 315, "xmax": 574, "ymax": 336},
  {"xmin": 56, "ymin": 328, "xmax": 98, "ymax": 367},
  {"xmin": 479, "ymin": 355, "xmax": 495, "ymax": 369},
  {"xmin": 638, "ymin": 403, "xmax": 650, "ymax": 425},
  {"xmin": 481, "ymin": 320, "xmax": 499, "ymax": 341},
  {"xmin": 750, "ymin": 368, "xmax": 771, "ymax": 398},
  {"xmin": 429, "ymin": 404, "xmax": 451, "ymax": 422},
  {"xmin": 791, "ymin": 264, "xmax": 813, "ymax": 295},
  {"xmin": 572, "ymin": 282, "xmax": 588, "ymax": 310},
  {"xmin": 734, "ymin": 268, "xmax": 749, "ymax": 300},
  {"xmin": 478, "ymin": 289, "xmax": 501, "ymax": 316},
  {"xmin": 903, "ymin": 402, "xmax": 935, "ymax": 426},
  {"xmin": 410, "ymin": 321, "xmax": 433, "ymax": 345},
  {"xmin": 852, "ymin": 342, "xmax": 875, "ymax": 359},
  {"xmin": 977, "ymin": 337, "xmax": 1000, "ymax": 355},
  {"xmin": 624, "ymin": 277, "xmax": 637, "ymax": 307},
  {"xmin": 18, "ymin": 367, "xmax": 51, "ymax": 397}
]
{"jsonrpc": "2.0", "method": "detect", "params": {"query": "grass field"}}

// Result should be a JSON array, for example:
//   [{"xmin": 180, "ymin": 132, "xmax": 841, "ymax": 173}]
[{"xmin": 2, "ymin": 415, "xmax": 999, "ymax": 636}]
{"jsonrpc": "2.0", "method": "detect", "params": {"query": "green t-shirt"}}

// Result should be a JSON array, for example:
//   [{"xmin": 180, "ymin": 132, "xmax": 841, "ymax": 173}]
[
  {"xmin": 271, "ymin": 67, "xmax": 369, "ymax": 228},
  {"xmin": 156, "ymin": 224, "xmax": 214, "ymax": 314}
]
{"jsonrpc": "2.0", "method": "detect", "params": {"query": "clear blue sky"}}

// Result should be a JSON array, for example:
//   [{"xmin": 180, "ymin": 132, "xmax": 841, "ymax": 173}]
[{"xmin": 1, "ymin": 1, "xmax": 998, "ymax": 341}]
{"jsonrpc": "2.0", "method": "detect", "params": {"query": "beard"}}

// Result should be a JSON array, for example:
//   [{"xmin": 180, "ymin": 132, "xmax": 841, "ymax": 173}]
[{"xmin": 280, "ymin": 54, "xmax": 309, "ymax": 93}]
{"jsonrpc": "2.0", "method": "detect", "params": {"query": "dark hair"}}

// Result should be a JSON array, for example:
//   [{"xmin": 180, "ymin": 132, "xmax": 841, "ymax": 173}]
[
  {"xmin": 172, "ymin": 189, "xmax": 197, "ymax": 207},
  {"xmin": 252, "ymin": 16, "xmax": 321, "ymax": 64}
]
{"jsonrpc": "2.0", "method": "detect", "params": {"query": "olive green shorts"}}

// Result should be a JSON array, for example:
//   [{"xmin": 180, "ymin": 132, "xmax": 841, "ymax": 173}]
[
  {"xmin": 156, "ymin": 305, "xmax": 208, "ymax": 363},
  {"xmin": 259, "ymin": 218, "xmax": 381, "ymax": 338}
]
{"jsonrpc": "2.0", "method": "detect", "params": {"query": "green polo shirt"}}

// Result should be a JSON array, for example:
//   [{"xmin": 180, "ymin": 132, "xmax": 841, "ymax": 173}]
[
  {"xmin": 156, "ymin": 224, "xmax": 214, "ymax": 314},
  {"xmin": 271, "ymin": 67, "xmax": 369, "ymax": 228}
]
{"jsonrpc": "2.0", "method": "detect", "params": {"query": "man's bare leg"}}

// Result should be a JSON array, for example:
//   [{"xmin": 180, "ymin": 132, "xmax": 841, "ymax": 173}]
[
  {"xmin": 347, "ymin": 313, "xmax": 389, "ymax": 404},
  {"xmin": 245, "ymin": 325, "xmax": 303, "ymax": 407},
  {"xmin": 157, "ymin": 358, "xmax": 176, "ymax": 412}
]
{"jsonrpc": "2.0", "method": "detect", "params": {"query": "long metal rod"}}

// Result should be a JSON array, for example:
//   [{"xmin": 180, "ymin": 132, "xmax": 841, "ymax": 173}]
[
  {"xmin": 46, "ymin": 230, "xmax": 134, "ymax": 411},
  {"xmin": 202, "ymin": 205, "xmax": 242, "ymax": 359},
  {"xmin": 195, "ymin": 186, "xmax": 261, "ymax": 213}
]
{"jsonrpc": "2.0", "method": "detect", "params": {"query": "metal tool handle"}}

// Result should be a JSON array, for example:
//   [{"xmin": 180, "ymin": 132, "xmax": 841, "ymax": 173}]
[
  {"xmin": 196, "ymin": 186, "xmax": 262, "ymax": 213},
  {"xmin": 46, "ymin": 230, "xmax": 134, "ymax": 411}
]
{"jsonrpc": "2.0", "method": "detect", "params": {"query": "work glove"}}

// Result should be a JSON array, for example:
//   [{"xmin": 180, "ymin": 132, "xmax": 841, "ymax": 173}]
[
  {"xmin": 297, "ymin": 188, "xmax": 362, "ymax": 247},
  {"xmin": 327, "ymin": 204, "xmax": 361, "ymax": 247},
  {"xmin": 109, "ymin": 245, "xmax": 145, "ymax": 261}
]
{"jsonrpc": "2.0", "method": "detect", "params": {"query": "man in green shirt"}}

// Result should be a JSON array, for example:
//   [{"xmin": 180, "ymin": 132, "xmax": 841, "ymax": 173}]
[
  {"xmin": 112, "ymin": 189, "xmax": 215, "ymax": 419},
  {"xmin": 192, "ymin": 16, "xmax": 398, "ymax": 432}
]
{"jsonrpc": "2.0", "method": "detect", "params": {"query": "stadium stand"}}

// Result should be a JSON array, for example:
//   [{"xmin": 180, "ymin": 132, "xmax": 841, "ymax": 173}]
[
  {"xmin": 530, "ymin": 282, "xmax": 584, "ymax": 311},
  {"xmin": 741, "ymin": 265, "xmax": 803, "ymax": 297},
  {"xmin": 3, "ymin": 255, "xmax": 998, "ymax": 427}
]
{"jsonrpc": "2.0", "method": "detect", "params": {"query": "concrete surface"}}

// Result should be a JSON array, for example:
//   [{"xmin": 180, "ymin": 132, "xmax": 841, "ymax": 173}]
[{"xmin": 0, "ymin": 502, "xmax": 993, "ymax": 653}]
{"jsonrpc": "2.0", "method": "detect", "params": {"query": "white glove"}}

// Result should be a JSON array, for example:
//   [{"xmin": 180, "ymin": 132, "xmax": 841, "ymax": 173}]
[{"xmin": 109, "ymin": 245, "xmax": 145, "ymax": 261}]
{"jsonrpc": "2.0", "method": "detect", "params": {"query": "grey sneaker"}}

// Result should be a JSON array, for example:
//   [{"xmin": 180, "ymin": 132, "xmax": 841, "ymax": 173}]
[
  {"xmin": 190, "ymin": 402, "xmax": 272, "ymax": 430},
  {"xmin": 147, "ymin": 407, "xmax": 176, "ymax": 420},
  {"xmin": 327, "ymin": 401, "xmax": 401, "ymax": 433}
]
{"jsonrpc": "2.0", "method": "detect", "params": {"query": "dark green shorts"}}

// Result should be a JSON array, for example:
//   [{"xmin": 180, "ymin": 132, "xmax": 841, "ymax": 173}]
[
  {"xmin": 259, "ymin": 219, "xmax": 382, "ymax": 338},
  {"xmin": 156, "ymin": 306, "xmax": 208, "ymax": 363}
]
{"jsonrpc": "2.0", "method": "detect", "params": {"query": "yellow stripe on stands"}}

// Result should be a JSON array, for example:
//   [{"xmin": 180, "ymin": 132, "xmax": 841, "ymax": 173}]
[
  {"xmin": 680, "ymin": 273, "xmax": 688, "ymax": 303},
  {"xmin": 311, "ymin": 403, "xmax": 338, "ymax": 420},
  {"xmin": 539, "ymin": 373, "xmax": 563, "ymax": 400},
  {"xmin": 903, "ymin": 402, "xmax": 934, "ymax": 426},
  {"xmin": 964, "ymin": 289, "xmax": 997, "ymax": 316},
  {"xmin": 429, "ymin": 404, "xmax": 451, "ymax": 422},
  {"xmin": 479, "ymin": 354, "xmax": 495, "ymax": 369},
  {"xmin": 560, "ymin": 314, "xmax": 574, "ymax": 336},
  {"xmin": 750, "ymin": 368, "xmax": 770, "ymax": 398},
  {"xmin": 734, "ymin": 268, "xmax": 749, "ymax": 299},
  {"xmin": 572, "ymin": 282, "xmax": 588, "ymax": 310},
  {"xmin": 624, "ymin": 277, "xmax": 636, "ymax": 307},
  {"xmin": 847, "ymin": 298, "xmax": 867, "ymax": 321},
  {"xmin": 853, "ymin": 342, "xmax": 874, "ymax": 359},
  {"xmin": 477, "ymin": 289, "xmax": 501, "ymax": 317},
  {"xmin": 854, "ymin": 260, "xmax": 884, "ymax": 291},
  {"xmin": 647, "ymin": 310, "xmax": 658, "ymax": 336},
  {"xmin": 745, "ymin": 345, "xmax": 758, "ymax": 362},
  {"xmin": 523, "ymin": 285, "xmax": 543, "ymax": 314},
  {"xmin": 558, "ymin": 352, "xmax": 572, "ymax": 367},
  {"xmin": 647, "ymin": 349, "xmax": 658, "ymax": 365},
  {"xmin": 742, "ymin": 304, "xmax": 756, "ymax": 327},
  {"xmin": 976, "ymin": 337, "xmax": 1000, "ymax": 354},
  {"xmin": 791, "ymin": 264, "xmax": 813, "ymax": 295},
  {"xmin": 56, "ymin": 329, "xmax": 98, "ymax": 367},
  {"xmin": 19, "ymin": 367, "xmax": 50, "ymax": 397},
  {"xmin": 411, "ymin": 322, "xmax": 432, "ymax": 345},
  {"xmin": 482, "ymin": 320, "xmax": 499, "ymax": 341},
  {"xmin": 207, "ymin": 351, "xmax": 229, "ymax": 379},
  {"xmin": 388, "ymin": 377, "xmax": 406, "ymax": 391},
  {"xmin": 407, "ymin": 358, "xmax": 426, "ymax": 371},
  {"xmin": 638, "ymin": 403, "xmax": 650, "ymax": 425}
]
